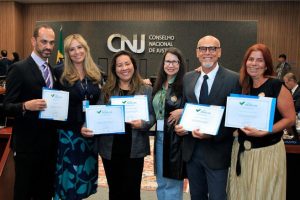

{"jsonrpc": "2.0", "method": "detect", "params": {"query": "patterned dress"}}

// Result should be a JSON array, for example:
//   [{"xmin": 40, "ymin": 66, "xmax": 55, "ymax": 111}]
[{"xmin": 54, "ymin": 66, "xmax": 100, "ymax": 200}]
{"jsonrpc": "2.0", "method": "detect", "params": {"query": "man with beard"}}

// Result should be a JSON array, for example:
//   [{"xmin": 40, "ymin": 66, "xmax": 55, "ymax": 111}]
[
  {"xmin": 175, "ymin": 35, "xmax": 241, "ymax": 200},
  {"xmin": 4, "ymin": 24, "xmax": 58, "ymax": 200}
]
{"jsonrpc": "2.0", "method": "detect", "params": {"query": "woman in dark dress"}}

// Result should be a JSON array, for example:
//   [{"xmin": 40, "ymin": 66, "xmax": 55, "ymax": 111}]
[
  {"xmin": 54, "ymin": 34, "xmax": 102, "ymax": 200},
  {"xmin": 152, "ymin": 47, "xmax": 186, "ymax": 200},
  {"xmin": 82, "ymin": 50, "xmax": 155, "ymax": 200}
]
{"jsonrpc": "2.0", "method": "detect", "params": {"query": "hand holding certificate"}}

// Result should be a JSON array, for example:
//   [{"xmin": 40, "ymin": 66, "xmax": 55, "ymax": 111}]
[
  {"xmin": 39, "ymin": 88, "xmax": 69, "ymax": 121},
  {"xmin": 111, "ymin": 95, "xmax": 149, "ymax": 122},
  {"xmin": 86, "ymin": 105, "xmax": 125, "ymax": 134},
  {"xmin": 225, "ymin": 94, "xmax": 276, "ymax": 132},
  {"xmin": 179, "ymin": 103, "xmax": 225, "ymax": 135}
]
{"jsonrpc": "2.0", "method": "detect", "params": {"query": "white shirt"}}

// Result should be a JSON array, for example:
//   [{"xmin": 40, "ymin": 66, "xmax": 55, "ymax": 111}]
[
  {"xmin": 194, "ymin": 64, "xmax": 219, "ymax": 103},
  {"xmin": 31, "ymin": 52, "xmax": 53, "ymax": 88},
  {"xmin": 291, "ymin": 84, "xmax": 299, "ymax": 95}
]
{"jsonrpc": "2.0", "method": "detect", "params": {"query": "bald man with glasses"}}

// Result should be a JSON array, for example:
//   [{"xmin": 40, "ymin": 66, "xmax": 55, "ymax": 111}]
[{"xmin": 175, "ymin": 35, "xmax": 241, "ymax": 200}]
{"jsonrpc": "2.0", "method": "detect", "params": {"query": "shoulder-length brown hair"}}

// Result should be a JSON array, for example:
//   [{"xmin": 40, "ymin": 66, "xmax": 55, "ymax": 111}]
[
  {"xmin": 239, "ymin": 43, "xmax": 275, "ymax": 94},
  {"xmin": 102, "ymin": 50, "xmax": 144, "ymax": 103},
  {"xmin": 152, "ymin": 47, "xmax": 186, "ymax": 97}
]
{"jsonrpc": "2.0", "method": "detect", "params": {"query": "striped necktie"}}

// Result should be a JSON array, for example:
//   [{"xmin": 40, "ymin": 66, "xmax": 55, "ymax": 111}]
[{"xmin": 43, "ymin": 63, "xmax": 52, "ymax": 88}]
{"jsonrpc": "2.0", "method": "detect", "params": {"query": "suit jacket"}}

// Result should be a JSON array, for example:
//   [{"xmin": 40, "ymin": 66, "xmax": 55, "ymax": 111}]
[
  {"xmin": 3, "ymin": 56, "xmax": 58, "ymax": 153},
  {"xmin": 0, "ymin": 57, "xmax": 10, "ymax": 76},
  {"xmin": 276, "ymin": 62, "xmax": 291, "ymax": 80},
  {"xmin": 293, "ymin": 85, "xmax": 300, "ymax": 113},
  {"xmin": 182, "ymin": 66, "xmax": 241, "ymax": 169}
]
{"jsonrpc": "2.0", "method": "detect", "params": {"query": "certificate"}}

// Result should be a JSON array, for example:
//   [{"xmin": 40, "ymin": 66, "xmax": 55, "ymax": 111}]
[
  {"xmin": 39, "ymin": 88, "xmax": 69, "ymax": 121},
  {"xmin": 179, "ymin": 103, "xmax": 225, "ymax": 135},
  {"xmin": 225, "ymin": 94, "xmax": 276, "ymax": 132},
  {"xmin": 111, "ymin": 95, "xmax": 149, "ymax": 122},
  {"xmin": 86, "ymin": 105, "xmax": 125, "ymax": 134}
]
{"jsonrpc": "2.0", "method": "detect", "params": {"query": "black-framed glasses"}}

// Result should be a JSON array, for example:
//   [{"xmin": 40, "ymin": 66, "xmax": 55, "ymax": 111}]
[
  {"xmin": 164, "ymin": 60, "xmax": 180, "ymax": 65},
  {"xmin": 196, "ymin": 46, "xmax": 220, "ymax": 53}
]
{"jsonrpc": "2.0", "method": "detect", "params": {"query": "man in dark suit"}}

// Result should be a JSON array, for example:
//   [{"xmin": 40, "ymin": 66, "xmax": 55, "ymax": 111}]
[
  {"xmin": 284, "ymin": 72, "xmax": 300, "ymax": 113},
  {"xmin": 276, "ymin": 54, "xmax": 292, "ymax": 81},
  {"xmin": 4, "ymin": 24, "xmax": 57, "ymax": 200},
  {"xmin": 283, "ymin": 72, "xmax": 300, "ymax": 140},
  {"xmin": 0, "ymin": 49, "xmax": 11, "ymax": 76},
  {"xmin": 175, "ymin": 35, "xmax": 240, "ymax": 200}
]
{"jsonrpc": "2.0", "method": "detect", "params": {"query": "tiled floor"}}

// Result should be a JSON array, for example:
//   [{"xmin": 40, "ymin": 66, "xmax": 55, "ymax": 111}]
[{"xmin": 98, "ymin": 136, "xmax": 189, "ymax": 192}]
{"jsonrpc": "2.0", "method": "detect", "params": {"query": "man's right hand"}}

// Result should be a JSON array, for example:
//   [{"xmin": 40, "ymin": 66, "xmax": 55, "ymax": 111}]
[{"xmin": 24, "ymin": 99, "xmax": 47, "ymax": 111}]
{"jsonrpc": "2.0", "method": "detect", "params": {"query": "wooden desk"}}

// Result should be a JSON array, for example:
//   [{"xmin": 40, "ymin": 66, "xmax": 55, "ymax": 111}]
[
  {"xmin": 0, "ymin": 87, "xmax": 5, "ymax": 95},
  {"xmin": 0, "ymin": 127, "xmax": 14, "ymax": 200},
  {"xmin": 285, "ymin": 144, "xmax": 300, "ymax": 200},
  {"xmin": 285, "ymin": 144, "xmax": 300, "ymax": 154}
]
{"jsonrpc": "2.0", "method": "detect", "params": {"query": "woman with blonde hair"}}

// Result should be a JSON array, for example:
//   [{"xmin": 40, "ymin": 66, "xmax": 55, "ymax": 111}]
[{"xmin": 54, "ymin": 34, "xmax": 102, "ymax": 199}]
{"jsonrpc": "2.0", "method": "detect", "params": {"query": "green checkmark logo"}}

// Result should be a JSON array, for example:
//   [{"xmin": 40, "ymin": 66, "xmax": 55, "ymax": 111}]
[
  {"xmin": 97, "ymin": 110, "xmax": 101, "ymax": 114},
  {"xmin": 239, "ymin": 101, "xmax": 245, "ymax": 105},
  {"xmin": 122, "ymin": 101, "xmax": 127, "ymax": 104},
  {"xmin": 196, "ymin": 108, "xmax": 201, "ymax": 112},
  {"xmin": 51, "ymin": 94, "xmax": 55, "ymax": 97}
]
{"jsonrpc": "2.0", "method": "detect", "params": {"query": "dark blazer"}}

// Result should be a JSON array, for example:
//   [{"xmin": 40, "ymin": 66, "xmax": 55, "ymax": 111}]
[
  {"xmin": 182, "ymin": 66, "xmax": 241, "ymax": 170},
  {"xmin": 0, "ymin": 57, "xmax": 11, "ymax": 76},
  {"xmin": 94, "ymin": 84, "xmax": 156, "ymax": 160},
  {"xmin": 293, "ymin": 86, "xmax": 300, "ymax": 113},
  {"xmin": 3, "ymin": 56, "xmax": 57, "ymax": 153}
]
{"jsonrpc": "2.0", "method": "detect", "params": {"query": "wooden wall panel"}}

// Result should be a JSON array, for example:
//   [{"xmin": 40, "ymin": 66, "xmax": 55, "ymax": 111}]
[
  {"xmin": 0, "ymin": 2, "xmax": 23, "ymax": 60},
  {"xmin": 1, "ymin": 1, "xmax": 300, "ymax": 75}
]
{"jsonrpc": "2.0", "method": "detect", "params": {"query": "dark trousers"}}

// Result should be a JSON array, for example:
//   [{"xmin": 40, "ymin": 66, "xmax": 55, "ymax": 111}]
[
  {"xmin": 13, "ymin": 151, "xmax": 56, "ymax": 200},
  {"xmin": 186, "ymin": 143, "xmax": 228, "ymax": 200},
  {"xmin": 102, "ymin": 156, "xmax": 144, "ymax": 200}
]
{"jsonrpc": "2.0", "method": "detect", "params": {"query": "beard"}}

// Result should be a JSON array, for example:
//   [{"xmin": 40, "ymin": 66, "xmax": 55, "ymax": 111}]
[
  {"xmin": 201, "ymin": 61, "xmax": 214, "ymax": 68},
  {"xmin": 36, "ymin": 46, "xmax": 52, "ymax": 59}
]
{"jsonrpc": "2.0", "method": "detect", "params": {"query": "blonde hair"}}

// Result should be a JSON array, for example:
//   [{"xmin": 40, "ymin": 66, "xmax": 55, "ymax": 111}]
[{"xmin": 60, "ymin": 34, "xmax": 101, "ymax": 85}]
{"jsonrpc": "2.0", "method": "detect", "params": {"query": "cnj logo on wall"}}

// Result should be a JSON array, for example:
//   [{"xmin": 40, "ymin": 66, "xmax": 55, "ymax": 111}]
[
  {"xmin": 107, "ymin": 33, "xmax": 175, "ymax": 54},
  {"xmin": 107, "ymin": 34, "xmax": 146, "ymax": 53}
]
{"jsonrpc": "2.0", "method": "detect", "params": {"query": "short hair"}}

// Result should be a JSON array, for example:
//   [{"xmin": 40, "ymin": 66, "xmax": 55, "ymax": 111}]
[
  {"xmin": 284, "ymin": 72, "xmax": 297, "ymax": 82},
  {"xmin": 279, "ymin": 54, "xmax": 287, "ymax": 60},
  {"xmin": 33, "ymin": 24, "xmax": 54, "ymax": 38},
  {"xmin": 1, "ymin": 50, "xmax": 7, "ymax": 57}
]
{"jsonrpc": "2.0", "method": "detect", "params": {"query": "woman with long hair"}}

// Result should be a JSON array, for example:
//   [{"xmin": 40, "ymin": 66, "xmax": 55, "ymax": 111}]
[{"xmin": 54, "ymin": 34, "xmax": 102, "ymax": 199}]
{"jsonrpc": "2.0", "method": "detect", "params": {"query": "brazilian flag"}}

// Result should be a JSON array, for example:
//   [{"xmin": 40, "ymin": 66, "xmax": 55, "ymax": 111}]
[{"xmin": 56, "ymin": 26, "xmax": 64, "ymax": 64}]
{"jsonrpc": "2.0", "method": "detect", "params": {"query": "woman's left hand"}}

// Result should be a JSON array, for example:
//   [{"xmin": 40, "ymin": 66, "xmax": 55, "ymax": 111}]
[
  {"xmin": 129, "ymin": 119, "xmax": 143, "ymax": 129},
  {"xmin": 167, "ymin": 109, "xmax": 183, "ymax": 124},
  {"xmin": 241, "ymin": 126, "xmax": 269, "ymax": 137},
  {"xmin": 81, "ymin": 127, "xmax": 94, "ymax": 137}
]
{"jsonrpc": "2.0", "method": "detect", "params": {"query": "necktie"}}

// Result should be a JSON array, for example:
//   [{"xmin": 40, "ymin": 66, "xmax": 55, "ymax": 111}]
[
  {"xmin": 199, "ymin": 74, "xmax": 208, "ymax": 104},
  {"xmin": 43, "ymin": 63, "xmax": 52, "ymax": 88}
]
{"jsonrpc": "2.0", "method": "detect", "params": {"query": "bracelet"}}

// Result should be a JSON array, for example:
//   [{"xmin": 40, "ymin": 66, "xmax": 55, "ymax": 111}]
[{"xmin": 22, "ymin": 102, "xmax": 27, "ymax": 112}]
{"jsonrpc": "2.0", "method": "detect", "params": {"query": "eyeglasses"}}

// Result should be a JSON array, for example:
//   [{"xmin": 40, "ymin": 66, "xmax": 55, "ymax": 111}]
[
  {"xmin": 164, "ymin": 60, "xmax": 180, "ymax": 65},
  {"xmin": 196, "ymin": 46, "xmax": 220, "ymax": 53}
]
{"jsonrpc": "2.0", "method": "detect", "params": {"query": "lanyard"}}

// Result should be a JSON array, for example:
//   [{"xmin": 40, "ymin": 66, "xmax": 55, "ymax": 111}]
[{"xmin": 158, "ymin": 88, "xmax": 166, "ymax": 119}]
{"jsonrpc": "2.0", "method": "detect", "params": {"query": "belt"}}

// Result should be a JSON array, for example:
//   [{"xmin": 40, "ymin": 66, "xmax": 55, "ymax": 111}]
[{"xmin": 236, "ymin": 132, "xmax": 281, "ymax": 176}]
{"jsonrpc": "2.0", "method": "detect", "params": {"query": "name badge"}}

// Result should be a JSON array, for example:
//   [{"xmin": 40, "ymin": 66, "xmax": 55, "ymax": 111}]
[
  {"xmin": 82, "ymin": 100, "xmax": 90, "ymax": 112},
  {"xmin": 157, "ymin": 120, "xmax": 164, "ymax": 131}
]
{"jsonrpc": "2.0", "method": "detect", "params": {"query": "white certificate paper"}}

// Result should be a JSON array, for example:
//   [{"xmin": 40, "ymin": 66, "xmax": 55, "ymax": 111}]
[
  {"xmin": 179, "ymin": 103, "xmax": 225, "ymax": 135},
  {"xmin": 86, "ymin": 105, "xmax": 125, "ymax": 134},
  {"xmin": 39, "ymin": 88, "xmax": 69, "ymax": 121},
  {"xmin": 111, "ymin": 95, "xmax": 149, "ymax": 122},
  {"xmin": 225, "ymin": 94, "xmax": 276, "ymax": 132}
]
